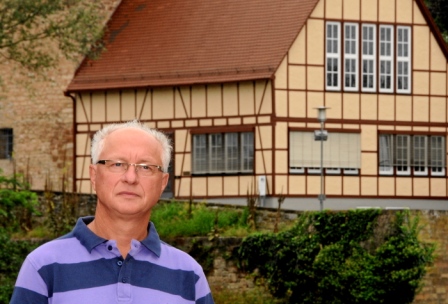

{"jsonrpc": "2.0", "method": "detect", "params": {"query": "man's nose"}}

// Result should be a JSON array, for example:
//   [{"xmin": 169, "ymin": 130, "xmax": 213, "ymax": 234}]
[{"xmin": 122, "ymin": 164, "xmax": 139, "ymax": 183}]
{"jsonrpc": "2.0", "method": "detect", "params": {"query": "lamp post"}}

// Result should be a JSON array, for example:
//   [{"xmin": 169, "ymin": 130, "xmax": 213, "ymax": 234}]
[{"xmin": 314, "ymin": 106, "xmax": 329, "ymax": 211}]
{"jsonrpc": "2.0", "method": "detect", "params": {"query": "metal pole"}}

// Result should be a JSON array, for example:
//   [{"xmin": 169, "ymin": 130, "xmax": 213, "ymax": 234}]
[{"xmin": 319, "ymin": 121, "xmax": 324, "ymax": 211}]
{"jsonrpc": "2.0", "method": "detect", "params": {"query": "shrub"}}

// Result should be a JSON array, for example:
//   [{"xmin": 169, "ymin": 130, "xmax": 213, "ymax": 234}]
[
  {"xmin": 238, "ymin": 209, "xmax": 435, "ymax": 304},
  {"xmin": 0, "ymin": 170, "xmax": 40, "ymax": 233},
  {"xmin": 0, "ymin": 230, "xmax": 40, "ymax": 303}
]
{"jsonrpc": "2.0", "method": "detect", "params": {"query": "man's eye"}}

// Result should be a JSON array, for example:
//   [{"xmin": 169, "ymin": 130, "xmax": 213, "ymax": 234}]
[
  {"xmin": 140, "ymin": 165, "xmax": 151, "ymax": 171},
  {"xmin": 113, "ymin": 162, "xmax": 124, "ymax": 167}
]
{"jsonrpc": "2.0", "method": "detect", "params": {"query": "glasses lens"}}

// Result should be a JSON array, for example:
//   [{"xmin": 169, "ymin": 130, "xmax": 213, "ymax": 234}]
[
  {"xmin": 107, "ymin": 161, "xmax": 128, "ymax": 173},
  {"xmin": 137, "ymin": 164, "xmax": 158, "ymax": 176}
]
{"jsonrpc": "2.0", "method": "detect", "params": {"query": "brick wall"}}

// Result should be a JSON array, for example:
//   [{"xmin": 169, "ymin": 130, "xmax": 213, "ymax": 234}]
[{"xmin": 0, "ymin": 0, "xmax": 121, "ymax": 191}]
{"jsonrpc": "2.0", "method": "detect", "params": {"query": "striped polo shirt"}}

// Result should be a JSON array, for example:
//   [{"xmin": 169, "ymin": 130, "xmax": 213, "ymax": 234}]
[{"xmin": 10, "ymin": 217, "xmax": 214, "ymax": 304}]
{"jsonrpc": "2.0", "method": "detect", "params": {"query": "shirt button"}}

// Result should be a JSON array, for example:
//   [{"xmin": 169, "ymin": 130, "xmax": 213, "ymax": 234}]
[
  {"xmin": 117, "ymin": 261, "xmax": 123, "ymax": 266},
  {"xmin": 122, "ymin": 277, "xmax": 128, "ymax": 283},
  {"xmin": 107, "ymin": 245, "xmax": 113, "ymax": 251}
]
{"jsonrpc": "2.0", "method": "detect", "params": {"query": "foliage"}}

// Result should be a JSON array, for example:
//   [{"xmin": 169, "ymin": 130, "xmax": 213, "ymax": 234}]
[
  {"xmin": 425, "ymin": 0, "xmax": 448, "ymax": 43},
  {"xmin": 151, "ymin": 201, "xmax": 250, "ymax": 238},
  {"xmin": 0, "ymin": 230, "xmax": 40, "ymax": 303},
  {"xmin": 238, "ymin": 209, "xmax": 435, "ymax": 304},
  {"xmin": 43, "ymin": 190, "xmax": 78, "ymax": 237},
  {"xmin": 0, "ymin": 0, "xmax": 106, "ymax": 75},
  {"xmin": 0, "ymin": 170, "xmax": 40, "ymax": 233}
]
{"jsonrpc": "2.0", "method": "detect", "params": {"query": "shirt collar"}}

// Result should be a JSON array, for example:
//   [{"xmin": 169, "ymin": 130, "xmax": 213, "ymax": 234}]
[{"xmin": 73, "ymin": 216, "xmax": 162, "ymax": 257}]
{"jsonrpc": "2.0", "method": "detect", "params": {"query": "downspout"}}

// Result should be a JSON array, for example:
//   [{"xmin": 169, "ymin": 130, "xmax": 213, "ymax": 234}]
[{"xmin": 63, "ymin": 90, "xmax": 77, "ymax": 194}]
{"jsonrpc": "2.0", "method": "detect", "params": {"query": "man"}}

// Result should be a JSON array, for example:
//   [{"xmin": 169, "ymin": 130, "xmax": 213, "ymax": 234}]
[{"xmin": 11, "ymin": 120, "xmax": 214, "ymax": 304}]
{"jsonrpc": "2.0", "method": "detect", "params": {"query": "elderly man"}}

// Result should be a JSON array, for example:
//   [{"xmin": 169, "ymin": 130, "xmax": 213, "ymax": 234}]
[{"xmin": 11, "ymin": 120, "xmax": 214, "ymax": 304}]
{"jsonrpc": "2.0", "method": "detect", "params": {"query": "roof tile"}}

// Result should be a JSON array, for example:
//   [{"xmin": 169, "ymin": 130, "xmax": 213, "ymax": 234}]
[{"xmin": 67, "ymin": 0, "xmax": 319, "ymax": 91}]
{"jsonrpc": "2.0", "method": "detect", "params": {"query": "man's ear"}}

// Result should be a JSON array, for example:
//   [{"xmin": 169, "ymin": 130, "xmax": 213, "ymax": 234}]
[
  {"xmin": 89, "ymin": 164, "xmax": 97, "ymax": 191},
  {"xmin": 160, "ymin": 173, "xmax": 169, "ymax": 193}
]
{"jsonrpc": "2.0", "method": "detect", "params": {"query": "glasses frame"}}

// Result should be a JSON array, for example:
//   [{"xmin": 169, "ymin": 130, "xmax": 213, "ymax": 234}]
[{"xmin": 96, "ymin": 160, "xmax": 164, "ymax": 176}]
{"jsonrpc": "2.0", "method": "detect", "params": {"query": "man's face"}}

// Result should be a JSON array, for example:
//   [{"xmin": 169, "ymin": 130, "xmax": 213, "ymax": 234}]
[{"xmin": 89, "ymin": 128, "xmax": 169, "ymax": 219}]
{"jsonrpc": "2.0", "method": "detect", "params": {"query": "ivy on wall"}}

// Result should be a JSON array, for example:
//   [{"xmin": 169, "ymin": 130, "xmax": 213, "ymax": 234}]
[{"xmin": 237, "ymin": 209, "xmax": 435, "ymax": 304}]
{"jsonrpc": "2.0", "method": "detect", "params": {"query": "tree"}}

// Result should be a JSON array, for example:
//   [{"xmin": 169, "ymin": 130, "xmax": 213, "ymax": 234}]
[
  {"xmin": 425, "ymin": 0, "xmax": 448, "ymax": 43},
  {"xmin": 0, "ymin": 0, "xmax": 106, "ymax": 76}
]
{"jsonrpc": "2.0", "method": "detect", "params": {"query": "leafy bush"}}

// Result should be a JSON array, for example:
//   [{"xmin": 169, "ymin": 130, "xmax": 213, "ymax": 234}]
[
  {"xmin": 0, "ymin": 230, "xmax": 40, "ymax": 303},
  {"xmin": 0, "ymin": 170, "xmax": 40, "ymax": 233},
  {"xmin": 238, "ymin": 209, "xmax": 435, "ymax": 304}
]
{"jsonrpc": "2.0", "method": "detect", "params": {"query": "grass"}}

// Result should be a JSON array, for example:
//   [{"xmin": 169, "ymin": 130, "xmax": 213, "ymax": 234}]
[
  {"xmin": 151, "ymin": 201, "xmax": 252, "ymax": 238},
  {"xmin": 211, "ymin": 285, "xmax": 286, "ymax": 304}
]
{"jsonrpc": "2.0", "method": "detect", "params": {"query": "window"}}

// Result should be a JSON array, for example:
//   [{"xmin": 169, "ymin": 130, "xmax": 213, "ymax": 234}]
[
  {"xmin": 289, "ymin": 131, "xmax": 360, "ymax": 175},
  {"xmin": 362, "ymin": 24, "xmax": 376, "ymax": 92},
  {"xmin": 379, "ymin": 25, "xmax": 394, "ymax": 92},
  {"xmin": 325, "ymin": 22, "xmax": 411, "ymax": 94},
  {"xmin": 397, "ymin": 26, "xmax": 411, "ymax": 93},
  {"xmin": 413, "ymin": 136, "xmax": 427, "ymax": 176},
  {"xmin": 326, "ymin": 22, "xmax": 341, "ymax": 90},
  {"xmin": 0, "ymin": 128, "xmax": 13, "ymax": 159},
  {"xmin": 430, "ymin": 136, "xmax": 445, "ymax": 176},
  {"xmin": 396, "ymin": 135, "xmax": 410, "ymax": 175},
  {"xmin": 379, "ymin": 134, "xmax": 446, "ymax": 176},
  {"xmin": 192, "ymin": 132, "xmax": 254, "ymax": 174},
  {"xmin": 344, "ymin": 23, "xmax": 358, "ymax": 91}
]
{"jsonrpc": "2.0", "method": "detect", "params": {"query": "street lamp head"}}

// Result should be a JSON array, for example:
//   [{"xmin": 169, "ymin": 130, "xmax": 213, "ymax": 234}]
[{"xmin": 314, "ymin": 106, "xmax": 330, "ymax": 123}]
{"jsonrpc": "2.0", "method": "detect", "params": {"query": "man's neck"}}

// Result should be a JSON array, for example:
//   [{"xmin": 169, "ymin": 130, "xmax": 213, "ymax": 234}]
[{"xmin": 88, "ymin": 211, "xmax": 150, "ymax": 258}]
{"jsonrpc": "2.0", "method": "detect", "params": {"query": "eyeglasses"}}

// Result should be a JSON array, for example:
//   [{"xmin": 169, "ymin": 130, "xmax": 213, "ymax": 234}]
[{"xmin": 96, "ymin": 160, "xmax": 164, "ymax": 176}]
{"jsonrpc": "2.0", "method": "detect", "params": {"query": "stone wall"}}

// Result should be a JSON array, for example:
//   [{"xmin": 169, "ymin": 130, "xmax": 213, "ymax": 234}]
[
  {"xmin": 414, "ymin": 210, "xmax": 448, "ymax": 303},
  {"xmin": 178, "ymin": 209, "xmax": 448, "ymax": 303},
  {"xmin": 0, "ymin": 0, "xmax": 121, "ymax": 192}
]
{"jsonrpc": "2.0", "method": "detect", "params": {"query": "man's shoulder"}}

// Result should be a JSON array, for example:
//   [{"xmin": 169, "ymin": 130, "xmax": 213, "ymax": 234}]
[{"xmin": 25, "ymin": 232, "xmax": 84, "ymax": 267}]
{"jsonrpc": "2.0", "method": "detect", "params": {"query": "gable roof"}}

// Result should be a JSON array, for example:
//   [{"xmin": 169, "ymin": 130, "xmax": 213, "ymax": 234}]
[{"xmin": 66, "ymin": 0, "xmax": 319, "ymax": 92}]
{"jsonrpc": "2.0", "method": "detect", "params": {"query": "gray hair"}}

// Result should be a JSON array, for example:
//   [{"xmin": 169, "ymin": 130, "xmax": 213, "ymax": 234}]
[{"xmin": 91, "ymin": 120, "xmax": 172, "ymax": 172}]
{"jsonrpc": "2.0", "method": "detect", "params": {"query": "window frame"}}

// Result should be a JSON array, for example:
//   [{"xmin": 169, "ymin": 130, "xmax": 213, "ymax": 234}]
[
  {"xmin": 395, "ymin": 135, "xmax": 411, "ymax": 176},
  {"xmin": 396, "ymin": 26, "xmax": 412, "ymax": 94},
  {"xmin": 344, "ymin": 23, "xmax": 359, "ymax": 91},
  {"xmin": 289, "ymin": 130, "xmax": 361, "ymax": 176},
  {"xmin": 430, "ymin": 136, "xmax": 446, "ymax": 176},
  {"xmin": 0, "ymin": 128, "xmax": 13, "ymax": 160},
  {"xmin": 326, "ymin": 22, "xmax": 341, "ymax": 91},
  {"xmin": 379, "ymin": 25, "xmax": 394, "ymax": 93},
  {"xmin": 361, "ymin": 23, "xmax": 376, "ymax": 92},
  {"xmin": 379, "ymin": 134, "xmax": 446, "ymax": 177},
  {"xmin": 412, "ymin": 135, "xmax": 428, "ymax": 176},
  {"xmin": 192, "ymin": 132, "xmax": 254, "ymax": 175}
]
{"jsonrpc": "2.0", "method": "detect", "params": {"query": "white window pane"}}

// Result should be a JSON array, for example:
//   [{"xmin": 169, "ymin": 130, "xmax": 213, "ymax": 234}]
[
  {"xmin": 209, "ymin": 134, "xmax": 223, "ymax": 172},
  {"xmin": 397, "ymin": 26, "xmax": 411, "ymax": 94},
  {"xmin": 413, "ymin": 136, "xmax": 428, "ymax": 175},
  {"xmin": 326, "ymin": 22, "xmax": 341, "ymax": 90},
  {"xmin": 379, "ymin": 134, "xmax": 394, "ymax": 175},
  {"xmin": 431, "ymin": 136, "xmax": 446, "ymax": 176},
  {"xmin": 241, "ymin": 132, "xmax": 254, "ymax": 172},
  {"xmin": 225, "ymin": 133, "xmax": 239, "ymax": 171},
  {"xmin": 193, "ymin": 135, "xmax": 208, "ymax": 173},
  {"xmin": 344, "ymin": 23, "xmax": 358, "ymax": 91},
  {"xmin": 362, "ymin": 24, "xmax": 376, "ymax": 92},
  {"xmin": 396, "ymin": 135, "xmax": 410, "ymax": 175}
]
